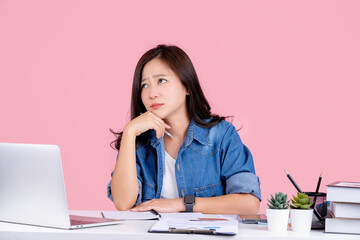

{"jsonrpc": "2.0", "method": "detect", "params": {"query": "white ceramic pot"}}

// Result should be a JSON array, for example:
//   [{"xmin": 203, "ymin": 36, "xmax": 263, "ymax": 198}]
[
  {"xmin": 266, "ymin": 208, "xmax": 290, "ymax": 232},
  {"xmin": 290, "ymin": 208, "xmax": 313, "ymax": 232}
]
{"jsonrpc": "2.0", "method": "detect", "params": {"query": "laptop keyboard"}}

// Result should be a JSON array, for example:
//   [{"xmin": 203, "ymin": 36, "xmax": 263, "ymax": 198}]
[{"xmin": 70, "ymin": 219, "xmax": 96, "ymax": 226}]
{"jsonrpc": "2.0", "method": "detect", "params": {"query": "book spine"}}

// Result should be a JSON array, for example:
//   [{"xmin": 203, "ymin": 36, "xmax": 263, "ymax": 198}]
[
  {"xmin": 325, "ymin": 218, "xmax": 360, "ymax": 234},
  {"xmin": 330, "ymin": 202, "xmax": 360, "ymax": 219}
]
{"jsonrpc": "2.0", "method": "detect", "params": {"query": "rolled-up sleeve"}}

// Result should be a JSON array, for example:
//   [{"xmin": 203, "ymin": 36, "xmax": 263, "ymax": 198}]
[
  {"xmin": 107, "ymin": 155, "xmax": 143, "ymax": 206},
  {"xmin": 220, "ymin": 123, "xmax": 261, "ymax": 201}
]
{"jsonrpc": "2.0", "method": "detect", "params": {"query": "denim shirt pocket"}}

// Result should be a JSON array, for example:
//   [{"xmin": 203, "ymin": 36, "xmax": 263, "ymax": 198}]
[
  {"xmin": 194, "ymin": 182, "xmax": 224, "ymax": 197},
  {"xmin": 189, "ymin": 144, "xmax": 219, "ymax": 157},
  {"xmin": 142, "ymin": 182, "xmax": 156, "ymax": 201}
]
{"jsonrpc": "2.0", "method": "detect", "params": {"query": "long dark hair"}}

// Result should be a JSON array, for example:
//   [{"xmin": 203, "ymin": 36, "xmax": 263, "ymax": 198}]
[{"xmin": 111, "ymin": 44, "xmax": 231, "ymax": 150}]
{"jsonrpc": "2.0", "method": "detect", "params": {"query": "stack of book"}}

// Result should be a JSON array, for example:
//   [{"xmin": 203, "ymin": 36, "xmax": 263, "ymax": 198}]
[{"xmin": 325, "ymin": 181, "xmax": 360, "ymax": 234}]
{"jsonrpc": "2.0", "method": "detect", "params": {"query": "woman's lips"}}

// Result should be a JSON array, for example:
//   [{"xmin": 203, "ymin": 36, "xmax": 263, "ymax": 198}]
[{"xmin": 151, "ymin": 104, "xmax": 163, "ymax": 109}]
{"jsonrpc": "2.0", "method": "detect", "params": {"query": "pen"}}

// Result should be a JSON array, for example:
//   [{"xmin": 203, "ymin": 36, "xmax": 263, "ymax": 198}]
[
  {"xmin": 312, "ymin": 173, "xmax": 322, "ymax": 212},
  {"xmin": 313, "ymin": 207, "xmax": 323, "ymax": 223},
  {"xmin": 284, "ymin": 170, "xmax": 303, "ymax": 193},
  {"xmin": 164, "ymin": 130, "xmax": 174, "ymax": 138},
  {"xmin": 315, "ymin": 172, "xmax": 322, "ymax": 194},
  {"xmin": 312, "ymin": 173, "xmax": 322, "ymax": 218},
  {"xmin": 150, "ymin": 209, "xmax": 162, "ymax": 218}
]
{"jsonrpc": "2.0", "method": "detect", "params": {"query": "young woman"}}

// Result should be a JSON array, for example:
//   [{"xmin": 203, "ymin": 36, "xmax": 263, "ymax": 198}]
[{"xmin": 107, "ymin": 44, "xmax": 261, "ymax": 214}]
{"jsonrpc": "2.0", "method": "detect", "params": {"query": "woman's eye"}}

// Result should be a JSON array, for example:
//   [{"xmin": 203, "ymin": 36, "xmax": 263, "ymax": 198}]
[
  {"xmin": 141, "ymin": 83, "xmax": 148, "ymax": 88},
  {"xmin": 159, "ymin": 78, "xmax": 167, "ymax": 84}
]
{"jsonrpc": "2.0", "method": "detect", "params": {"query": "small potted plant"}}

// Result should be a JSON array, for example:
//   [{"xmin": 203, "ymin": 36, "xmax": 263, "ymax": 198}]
[
  {"xmin": 290, "ymin": 192, "xmax": 314, "ymax": 232},
  {"xmin": 266, "ymin": 192, "xmax": 290, "ymax": 232}
]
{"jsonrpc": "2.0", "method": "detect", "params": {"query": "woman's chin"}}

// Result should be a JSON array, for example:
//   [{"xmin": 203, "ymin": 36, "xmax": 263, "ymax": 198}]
[{"xmin": 151, "ymin": 111, "xmax": 167, "ymax": 120}]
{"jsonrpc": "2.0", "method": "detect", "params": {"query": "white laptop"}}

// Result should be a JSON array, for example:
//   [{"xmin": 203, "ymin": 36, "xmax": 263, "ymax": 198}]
[{"xmin": 0, "ymin": 142, "xmax": 123, "ymax": 229}]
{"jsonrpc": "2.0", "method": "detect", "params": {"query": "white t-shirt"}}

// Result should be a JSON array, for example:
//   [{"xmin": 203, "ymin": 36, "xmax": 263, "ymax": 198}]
[{"xmin": 160, "ymin": 151, "xmax": 179, "ymax": 199}]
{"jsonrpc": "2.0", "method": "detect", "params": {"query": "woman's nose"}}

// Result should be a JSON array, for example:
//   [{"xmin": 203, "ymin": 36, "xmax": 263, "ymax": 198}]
[{"xmin": 149, "ymin": 85, "xmax": 160, "ymax": 99}]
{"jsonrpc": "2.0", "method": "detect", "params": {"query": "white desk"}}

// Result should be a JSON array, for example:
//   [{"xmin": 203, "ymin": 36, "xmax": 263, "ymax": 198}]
[{"xmin": 0, "ymin": 211, "xmax": 359, "ymax": 240}]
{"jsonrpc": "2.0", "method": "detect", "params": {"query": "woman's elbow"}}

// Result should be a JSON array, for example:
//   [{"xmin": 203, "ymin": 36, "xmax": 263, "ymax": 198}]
[
  {"xmin": 249, "ymin": 196, "xmax": 260, "ymax": 214},
  {"xmin": 112, "ymin": 193, "xmax": 136, "ymax": 211},
  {"xmin": 237, "ymin": 194, "xmax": 260, "ymax": 214},
  {"xmin": 113, "ymin": 199, "xmax": 133, "ymax": 211}
]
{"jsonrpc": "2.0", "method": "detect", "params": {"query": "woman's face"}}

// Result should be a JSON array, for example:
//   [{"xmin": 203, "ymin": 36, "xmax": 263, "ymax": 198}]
[{"xmin": 141, "ymin": 58, "xmax": 188, "ymax": 120}]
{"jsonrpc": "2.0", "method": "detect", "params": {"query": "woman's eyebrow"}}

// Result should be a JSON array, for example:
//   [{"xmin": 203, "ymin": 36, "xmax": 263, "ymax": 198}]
[{"xmin": 141, "ymin": 74, "xmax": 168, "ymax": 83}]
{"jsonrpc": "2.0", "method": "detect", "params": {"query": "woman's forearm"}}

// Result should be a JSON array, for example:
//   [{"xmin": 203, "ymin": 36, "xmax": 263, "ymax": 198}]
[
  {"xmin": 110, "ymin": 129, "xmax": 139, "ymax": 211},
  {"xmin": 131, "ymin": 193, "xmax": 260, "ymax": 214},
  {"xmin": 193, "ymin": 193, "xmax": 260, "ymax": 214}
]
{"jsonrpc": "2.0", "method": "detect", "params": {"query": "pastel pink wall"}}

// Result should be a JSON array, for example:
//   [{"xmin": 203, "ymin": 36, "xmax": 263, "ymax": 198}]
[{"xmin": 1, "ymin": 0, "xmax": 359, "ymax": 213}]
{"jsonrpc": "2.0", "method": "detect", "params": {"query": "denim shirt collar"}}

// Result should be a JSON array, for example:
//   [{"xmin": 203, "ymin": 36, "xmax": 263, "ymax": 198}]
[{"xmin": 149, "ymin": 119, "xmax": 210, "ymax": 148}]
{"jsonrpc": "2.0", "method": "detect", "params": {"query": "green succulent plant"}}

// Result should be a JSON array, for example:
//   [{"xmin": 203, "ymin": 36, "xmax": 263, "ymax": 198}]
[
  {"xmin": 267, "ymin": 192, "xmax": 290, "ymax": 209},
  {"xmin": 290, "ymin": 192, "xmax": 314, "ymax": 209}
]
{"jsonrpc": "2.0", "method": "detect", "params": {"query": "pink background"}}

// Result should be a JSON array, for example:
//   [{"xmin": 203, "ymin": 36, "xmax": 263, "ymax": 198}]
[{"xmin": 1, "ymin": 0, "xmax": 359, "ymax": 213}]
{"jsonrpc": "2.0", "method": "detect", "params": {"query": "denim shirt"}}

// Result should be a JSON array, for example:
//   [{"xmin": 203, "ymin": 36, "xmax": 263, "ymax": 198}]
[{"xmin": 107, "ymin": 119, "xmax": 261, "ymax": 205}]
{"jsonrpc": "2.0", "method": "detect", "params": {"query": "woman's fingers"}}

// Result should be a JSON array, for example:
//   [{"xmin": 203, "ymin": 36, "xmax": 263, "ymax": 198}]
[
  {"xmin": 136, "ymin": 111, "xmax": 171, "ymax": 139},
  {"xmin": 130, "ymin": 199, "xmax": 180, "ymax": 213},
  {"xmin": 153, "ymin": 119, "xmax": 166, "ymax": 138},
  {"xmin": 147, "ymin": 112, "xmax": 168, "ymax": 138},
  {"xmin": 130, "ymin": 200, "xmax": 154, "ymax": 212}
]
